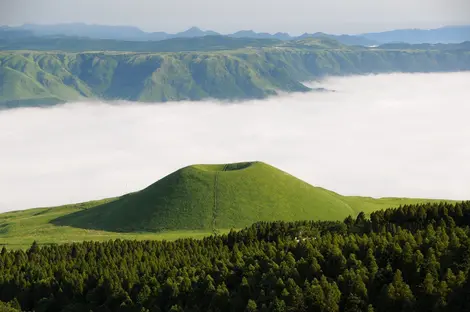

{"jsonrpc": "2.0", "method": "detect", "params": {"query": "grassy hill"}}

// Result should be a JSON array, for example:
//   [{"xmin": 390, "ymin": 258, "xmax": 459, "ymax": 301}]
[
  {"xmin": 0, "ymin": 161, "xmax": 454, "ymax": 249},
  {"xmin": 1, "ymin": 39, "xmax": 469, "ymax": 108},
  {"xmin": 51, "ymin": 162, "xmax": 355, "ymax": 232}
]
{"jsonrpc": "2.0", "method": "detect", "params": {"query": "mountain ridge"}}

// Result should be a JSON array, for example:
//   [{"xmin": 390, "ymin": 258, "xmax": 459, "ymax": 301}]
[
  {"xmin": 3, "ymin": 23, "xmax": 469, "ymax": 45},
  {"xmin": 361, "ymin": 25, "xmax": 470, "ymax": 44},
  {"xmin": 1, "ymin": 40, "xmax": 469, "ymax": 108}
]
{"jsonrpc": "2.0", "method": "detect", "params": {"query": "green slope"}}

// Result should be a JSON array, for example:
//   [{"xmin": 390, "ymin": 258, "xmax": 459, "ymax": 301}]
[
  {"xmin": 1, "ymin": 39, "xmax": 469, "ymax": 107},
  {"xmin": 0, "ymin": 161, "xmax": 455, "ymax": 249},
  {"xmin": 0, "ymin": 200, "xmax": 213, "ymax": 250},
  {"xmin": 0, "ymin": 53, "xmax": 92, "ymax": 106},
  {"xmin": 50, "ymin": 162, "xmax": 355, "ymax": 232}
]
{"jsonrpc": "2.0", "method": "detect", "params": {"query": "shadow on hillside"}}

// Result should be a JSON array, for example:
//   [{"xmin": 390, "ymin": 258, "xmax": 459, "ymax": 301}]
[{"xmin": 49, "ymin": 194, "xmax": 157, "ymax": 233}]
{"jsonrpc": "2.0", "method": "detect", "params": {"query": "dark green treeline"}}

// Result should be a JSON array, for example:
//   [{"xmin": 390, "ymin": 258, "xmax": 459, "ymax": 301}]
[{"xmin": 1, "ymin": 201, "xmax": 470, "ymax": 312}]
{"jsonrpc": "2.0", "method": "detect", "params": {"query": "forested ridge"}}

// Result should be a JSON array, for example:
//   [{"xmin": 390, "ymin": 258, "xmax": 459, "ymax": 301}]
[
  {"xmin": 1, "ymin": 39, "xmax": 470, "ymax": 108},
  {"xmin": 1, "ymin": 201, "xmax": 470, "ymax": 311}
]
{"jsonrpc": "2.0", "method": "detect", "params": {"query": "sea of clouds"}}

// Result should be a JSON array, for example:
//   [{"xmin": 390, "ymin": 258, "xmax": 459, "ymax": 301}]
[{"xmin": 1, "ymin": 72, "xmax": 469, "ymax": 212}]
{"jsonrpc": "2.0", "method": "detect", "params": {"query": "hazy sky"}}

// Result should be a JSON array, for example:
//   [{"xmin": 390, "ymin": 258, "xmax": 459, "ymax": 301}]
[
  {"xmin": 1, "ymin": 0, "xmax": 469, "ymax": 34},
  {"xmin": 1, "ymin": 72, "xmax": 469, "ymax": 212}
]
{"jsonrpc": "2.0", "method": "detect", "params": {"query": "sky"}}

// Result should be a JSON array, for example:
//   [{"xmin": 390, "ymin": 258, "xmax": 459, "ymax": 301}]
[
  {"xmin": 1, "ymin": 0, "xmax": 469, "ymax": 35},
  {"xmin": 1, "ymin": 72, "xmax": 469, "ymax": 212}
]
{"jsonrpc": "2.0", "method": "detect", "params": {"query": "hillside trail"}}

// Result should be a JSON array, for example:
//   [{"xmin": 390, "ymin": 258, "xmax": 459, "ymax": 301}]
[{"xmin": 212, "ymin": 165, "xmax": 229, "ymax": 232}]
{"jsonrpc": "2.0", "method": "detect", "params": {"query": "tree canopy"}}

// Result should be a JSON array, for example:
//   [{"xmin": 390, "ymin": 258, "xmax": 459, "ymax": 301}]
[{"xmin": 1, "ymin": 201, "xmax": 470, "ymax": 311}]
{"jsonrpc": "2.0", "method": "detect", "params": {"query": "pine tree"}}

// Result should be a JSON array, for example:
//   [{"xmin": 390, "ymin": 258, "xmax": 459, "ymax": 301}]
[
  {"xmin": 384, "ymin": 270, "xmax": 415, "ymax": 312},
  {"xmin": 245, "ymin": 299, "xmax": 257, "ymax": 312}
]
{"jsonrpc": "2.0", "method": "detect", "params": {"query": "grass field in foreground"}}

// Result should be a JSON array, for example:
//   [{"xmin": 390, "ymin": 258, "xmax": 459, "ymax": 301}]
[{"xmin": 0, "ymin": 200, "xmax": 221, "ymax": 249}]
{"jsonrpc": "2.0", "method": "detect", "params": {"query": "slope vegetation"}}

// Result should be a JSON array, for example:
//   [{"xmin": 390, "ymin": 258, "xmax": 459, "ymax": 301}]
[{"xmin": 1, "ymin": 39, "xmax": 470, "ymax": 107}]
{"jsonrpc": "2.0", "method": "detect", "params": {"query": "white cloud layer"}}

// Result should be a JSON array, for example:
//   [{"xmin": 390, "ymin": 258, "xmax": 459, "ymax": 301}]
[{"xmin": 1, "ymin": 72, "xmax": 469, "ymax": 212}]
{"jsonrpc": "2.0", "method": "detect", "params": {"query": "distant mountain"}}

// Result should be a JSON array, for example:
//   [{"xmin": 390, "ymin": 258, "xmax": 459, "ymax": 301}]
[
  {"xmin": 173, "ymin": 26, "xmax": 220, "ymax": 38},
  {"xmin": 229, "ymin": 30, "xmax": 377, "ymax": 46},
  {"xmin": 361, "ymin": 25, "xmax": 470, "ymax": 44},
  {"xmin": 273, "ymin": 32, "xmax": 293, "ymax": 41},
  {"xmin": 229, "ymin": 30, "xmax": 292, "ymax": 41},
  {"xmin": 20, "ymin": 23, "xmax": 149, "ymax": 40},
  {"xmin": 15, "ymin": 23, "xmax": 220, "ymax": 41},
  {"xmin": 2, "ymin": 23, "xmax": 469, "ymax": 47},
  {"xmin": 298, "ymin": 32, "xmax": 378, "ymax": 46},
  {"xmin": 0, "ymin": 26, "xmax": 34, "ymax": 39},
  {"xmin": 227, "ymin": 26, "xmax": 470, "ymax": 45},
  {"xmin": 3, "ymin": 24, "xmax": 376, "ymax": 46},
  {"xmin": 0, "ymin": 35, "xmax": 282, "ymax": 53},
  {"xmin": 146, "ymin": 32, "xmax": 171, "ymax": 41}
]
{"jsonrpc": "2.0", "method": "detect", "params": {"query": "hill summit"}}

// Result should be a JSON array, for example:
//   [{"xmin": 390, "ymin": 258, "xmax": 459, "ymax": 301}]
[{"xmin": 52, "ymin": 161, "xmax": 355, "ymax": 232}]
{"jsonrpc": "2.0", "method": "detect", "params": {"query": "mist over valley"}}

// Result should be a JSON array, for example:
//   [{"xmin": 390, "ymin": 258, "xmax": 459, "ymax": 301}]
[{"xmin": 1, "ymin": 72, "xmax": 469, "ymax": 212}]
